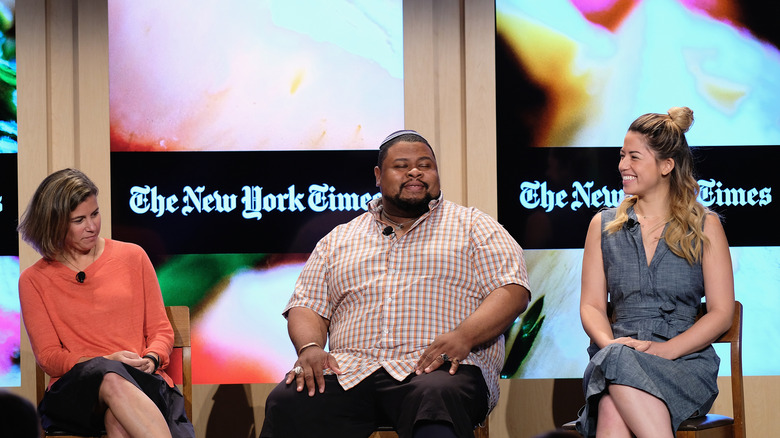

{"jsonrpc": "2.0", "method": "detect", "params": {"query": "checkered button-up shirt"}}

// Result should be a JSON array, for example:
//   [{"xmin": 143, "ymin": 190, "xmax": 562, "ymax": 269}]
[{"xmin": 284, "ymin": 195, "xmax": 530, "ymax": 410}]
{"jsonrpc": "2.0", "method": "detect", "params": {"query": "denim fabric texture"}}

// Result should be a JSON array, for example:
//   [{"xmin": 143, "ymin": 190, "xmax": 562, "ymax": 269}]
[{"xmin": 576, "ymin": 207, "xmax": 719, "ymax": 436}]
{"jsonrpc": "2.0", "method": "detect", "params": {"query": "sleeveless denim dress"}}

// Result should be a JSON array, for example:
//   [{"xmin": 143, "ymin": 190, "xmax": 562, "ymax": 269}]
[{"xmin": 576, "ymin": 207, "xmax": 719, "ymax": 436}]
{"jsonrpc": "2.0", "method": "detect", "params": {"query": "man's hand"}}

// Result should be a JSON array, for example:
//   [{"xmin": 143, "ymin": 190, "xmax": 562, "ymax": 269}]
[
  {"xmin": 415, "ymin": 330, "xmax": 472, "ymax": 375},
  {"xmin": 415, "ymin": 284, "xmax": 529, "ymax": 376},
  {"xmin": 285, "ymin": 346, "xmax": 342, "ymax": 397}
]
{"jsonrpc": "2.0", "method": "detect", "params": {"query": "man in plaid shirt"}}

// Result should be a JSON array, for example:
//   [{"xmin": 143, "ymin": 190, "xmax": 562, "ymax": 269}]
[{"xmin": 261, "ymin": 130, "xmax": 531, "ymax": 438}]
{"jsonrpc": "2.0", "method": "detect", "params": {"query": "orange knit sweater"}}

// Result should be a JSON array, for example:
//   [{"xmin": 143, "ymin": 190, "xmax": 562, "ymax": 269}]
[{"xmin": 19, "ymin": 239, "xmax": 174, "ymax": 387}]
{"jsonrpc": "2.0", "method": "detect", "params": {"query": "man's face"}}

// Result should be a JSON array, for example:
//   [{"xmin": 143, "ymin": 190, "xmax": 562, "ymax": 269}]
[{"xmin": 374, "ymin": 140, "xmax": 441, "ymax": 216}]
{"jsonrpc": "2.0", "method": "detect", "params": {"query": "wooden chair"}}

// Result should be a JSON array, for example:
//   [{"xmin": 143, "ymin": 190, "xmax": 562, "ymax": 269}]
[
  {"xmin": 35, "ymin": 305, "xmax": 193, "ymax": 437},
  {"xmin": 370, "ymin": 419, "xmax": 489, "ymax": 437},
  {"xmin": 676, "ymin": 300, "xmax": 744, "ymax": 438},
  {"xmin": 562, "ymin": 301, "xmax": 745, "ymax": 438}
]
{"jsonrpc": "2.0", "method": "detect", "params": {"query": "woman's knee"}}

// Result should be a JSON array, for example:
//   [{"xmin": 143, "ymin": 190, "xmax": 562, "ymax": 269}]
[
  {"xmin": 104, "ymin": 408, "xmax": 131, "ymax": 438},
  {"xmin": 597, "ymin": 394, "xmax": 625, "ymax": 427},
  {"xmin": 98, "ymin": 373, "xmax": 137, "ymax": 403}
]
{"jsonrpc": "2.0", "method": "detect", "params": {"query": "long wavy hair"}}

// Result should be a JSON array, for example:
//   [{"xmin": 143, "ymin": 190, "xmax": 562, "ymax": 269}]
[{"xmin": 605, "ymin": 107, "xmax": 710, "ymax": 264}]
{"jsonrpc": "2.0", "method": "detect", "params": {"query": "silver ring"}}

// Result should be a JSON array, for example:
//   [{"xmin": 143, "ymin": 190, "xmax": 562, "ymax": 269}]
[
  {"xmin": 440, "ymin": 353, "xmax": 449, "ymax": 362},
  {"xmin": 291, "ymin": 366, "xmax": 303, "ymax": 375}
]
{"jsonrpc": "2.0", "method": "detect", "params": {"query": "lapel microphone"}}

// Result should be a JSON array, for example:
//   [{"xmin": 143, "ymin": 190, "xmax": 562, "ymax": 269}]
[{"xmin": 382, "ymin": 226, "xmax": 394, "ymax": 236}]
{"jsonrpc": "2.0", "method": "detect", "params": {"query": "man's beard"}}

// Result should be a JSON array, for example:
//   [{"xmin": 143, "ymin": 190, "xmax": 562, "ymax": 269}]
[{"xmin": 385, "ymin": 191, "xmax": 437, "ymax": 217}]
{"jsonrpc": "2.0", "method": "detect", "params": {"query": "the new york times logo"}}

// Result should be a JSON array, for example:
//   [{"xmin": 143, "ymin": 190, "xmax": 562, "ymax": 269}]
[
  {"xmin": 519, "ymin": 179, "xmax": 772, "ymax": 212},
  {"xmin": 698, "ymin": 179, "xmax": 772, "ymax": 208},
  {"xmin": 128, "ymin": 184, "xmax": 381, "ymax": 219}
]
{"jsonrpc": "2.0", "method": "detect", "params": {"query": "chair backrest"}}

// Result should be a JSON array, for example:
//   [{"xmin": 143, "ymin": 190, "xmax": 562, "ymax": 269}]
[
  {"xmin": 703, "ymin": 300, "xmax": 745, "ymax": 438},
  {"xmin": 165, "ymin": 305, "xmax": 193, "ymax": 422},
  {"xmin": 35, "ymin": 306, "xmax": 193, "ymax": 423}
]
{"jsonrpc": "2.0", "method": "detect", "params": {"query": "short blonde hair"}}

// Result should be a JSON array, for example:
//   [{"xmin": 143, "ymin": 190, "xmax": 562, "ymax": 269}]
[{"xmin": 17, "ymin": 168, "xmax": 99, "ymax": 260}]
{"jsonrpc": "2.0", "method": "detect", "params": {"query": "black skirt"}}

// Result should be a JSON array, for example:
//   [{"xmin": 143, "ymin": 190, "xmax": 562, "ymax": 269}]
[{"xmin": 39, "ymin": 357, "xmax": 194, "ymax": 438}]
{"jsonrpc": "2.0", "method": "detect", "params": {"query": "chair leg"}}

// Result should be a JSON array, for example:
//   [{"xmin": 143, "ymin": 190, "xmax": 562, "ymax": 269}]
[
  {"xmin": 474, "ymin": 421, "xmax": 489, "ymax": 438},
  {"xmin": 371, "ymin": 422, "xmax": 489, "ymax": 438},
  {"xmin": 370, "ymin": 432, "xmax": 398, "ymax": 438},
  {"xmin": 44, "ymin": 435, "xmax": 106, "ymax": 438}
]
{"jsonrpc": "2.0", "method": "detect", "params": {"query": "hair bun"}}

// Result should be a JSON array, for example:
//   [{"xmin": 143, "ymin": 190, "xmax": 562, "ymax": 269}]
[{"xmin": 667, "ymin": 106, "xmax": 694, "ymax": 133}]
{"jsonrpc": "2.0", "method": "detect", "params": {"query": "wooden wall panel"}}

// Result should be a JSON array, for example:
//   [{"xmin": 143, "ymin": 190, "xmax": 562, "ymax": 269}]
[
  {"xmin": 431, "ymin": 1, "xmax": 466, "ymax": 205},
  {"xmin": 15, "ymin": 0, "xmax": 48, "ymax": 401},
  {"xmin": 403, "ymin": 0, "xmax": 436, "ymax": 139},
  {"xmin": 464, "ymin": 0, "xmax": 498, "ymax": 217},
  {"xmin": 74, "ymin": 0, "xmax": 111, "ymax": 235},
  {"xmin": 403, "ymin": 0, "xmax": 466, "ymax": 205},
  {"xmin": 47, "ymin": 0, "xmax": 77, "ymax": 169}
]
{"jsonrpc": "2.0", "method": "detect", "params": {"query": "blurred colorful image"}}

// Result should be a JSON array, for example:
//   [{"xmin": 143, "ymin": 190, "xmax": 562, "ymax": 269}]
[
  {"xmin": 109, "ymin": 0, "xmax": 403, "ymax": 152},
  {"xmin": 0, "ymin": 256, "xmax": 20, "ymax": 386},
  {"xmin": 153, "ymin": 253, "xmax": 307, "ymax": 384},
  {"xmin": 108, "ymin": 1, "xmax": 404, "ymax": 384},
  {"xmin": 0, "ymin": 0, "xmax": 14, "ymax": 154},
  {"xmin": 0, "ymin": 0, "xmax": 18, "ymax": 388},
  {"xmin": 496, "ymin": 0, "xmax": 780, "ymax": 148}
]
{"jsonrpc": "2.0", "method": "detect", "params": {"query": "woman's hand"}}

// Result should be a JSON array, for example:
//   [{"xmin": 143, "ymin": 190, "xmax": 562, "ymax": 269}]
[
  {"xmin": 104, "ymin": 350, "xmax": 148, "ymax": 370},
  {"xmin": 611, "ymin": 337, "xmax": 648, "ymax": 350},
  {"xmin": 141, "ymin": 353, "xmax": 160, "ymax": 374},
  {"xmin": 610, "ymin": 337, "xmax": 675, "ymax": 360}
]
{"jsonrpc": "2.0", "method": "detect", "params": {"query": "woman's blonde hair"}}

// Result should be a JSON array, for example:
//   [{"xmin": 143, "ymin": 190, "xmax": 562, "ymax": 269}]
[
  {"xmin": 17, "ymin": 168, "xmax": 99, "ymax": 261},
  {"xmin": 605, "ymin": 107, "xmax": 710, "ymax": 264}
]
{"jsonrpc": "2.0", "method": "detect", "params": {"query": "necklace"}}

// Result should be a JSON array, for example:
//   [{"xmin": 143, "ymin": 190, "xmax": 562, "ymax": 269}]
[
  {"xmin": 381, "ymin": 210, "xmax": 416, "ymax": 229},
  {"xmin": 641, "ymin": 220, "xmax": 668, "ymax": 234},
  {"xmin": 62, "ymin": 246, "xmax": 96, "ymax": 284},
  {"xmin": 634, "ymin": 207, "xmax": 669, "ymax": 235},
  {"xmin": 634, "ymin": 205, "xmax": 666, "ymax": 220},
  {"xmin": 638, "ymin": 215, "xmax": 670, "ymax": 242}
]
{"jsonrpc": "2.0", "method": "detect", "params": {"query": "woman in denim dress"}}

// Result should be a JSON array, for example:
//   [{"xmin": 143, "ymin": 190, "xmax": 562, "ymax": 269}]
[{"xmin": 576, "ymin": 107, "xmax": 735, "ymax": 437}]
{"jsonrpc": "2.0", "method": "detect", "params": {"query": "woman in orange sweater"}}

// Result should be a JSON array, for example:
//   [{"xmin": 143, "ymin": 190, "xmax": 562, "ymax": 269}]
[{"xmin": 18, "ymin": 168, "xmax": 194, "ymax": 437}]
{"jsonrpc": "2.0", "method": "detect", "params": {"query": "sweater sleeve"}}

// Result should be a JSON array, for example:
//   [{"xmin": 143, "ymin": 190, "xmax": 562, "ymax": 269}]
[{"xmin": 19, "ymin": 269, "xmax": 80, "ymax": 377}]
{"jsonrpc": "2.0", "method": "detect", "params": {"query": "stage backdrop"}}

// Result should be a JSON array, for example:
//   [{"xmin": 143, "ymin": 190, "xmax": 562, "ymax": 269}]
[
  {"xmin": 496, "ymin": 0, "xmax": 779, "ymax": 378},
  {"xmin": 0, "ymin": 0, "xmax": 18, "ymax": 387},
  {"xmin": 108, "ymin": 0, "xmax": 404, "ymax": 384}
]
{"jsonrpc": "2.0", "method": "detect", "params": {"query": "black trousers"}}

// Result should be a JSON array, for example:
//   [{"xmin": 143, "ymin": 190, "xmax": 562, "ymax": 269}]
[{"xmin": 260, "ymin": 363, "xmax": 489, "ymax": 438}]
